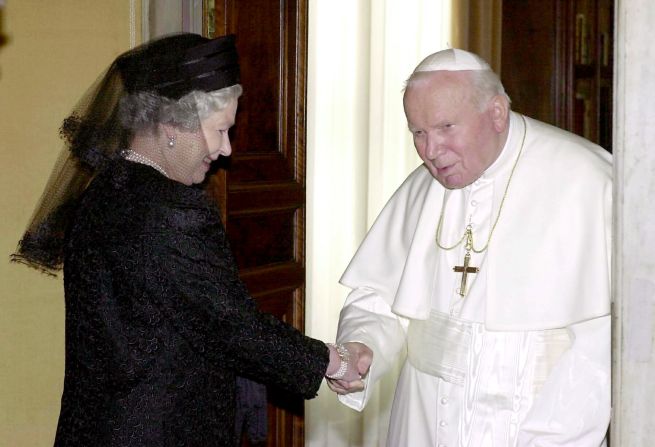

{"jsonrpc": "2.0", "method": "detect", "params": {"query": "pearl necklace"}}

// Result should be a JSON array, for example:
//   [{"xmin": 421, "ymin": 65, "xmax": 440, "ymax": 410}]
[{"xmin": 123, "ymin": 149, "xmax": 169, "ymax": 178}]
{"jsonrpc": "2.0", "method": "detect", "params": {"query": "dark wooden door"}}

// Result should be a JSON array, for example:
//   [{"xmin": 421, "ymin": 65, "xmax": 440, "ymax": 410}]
[
  {"xmin": 207, "ymin": 1, "xmax": 308, "ymax": 446},
  {"xmin": 501, "ymin": 0, "xmax": 614, "ymax": 151}
]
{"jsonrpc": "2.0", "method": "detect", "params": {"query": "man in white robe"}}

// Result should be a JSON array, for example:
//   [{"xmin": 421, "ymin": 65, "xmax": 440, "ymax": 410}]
[{"xmin": 327, "ymin": 49, "xmax": 611, "ymax": 446}]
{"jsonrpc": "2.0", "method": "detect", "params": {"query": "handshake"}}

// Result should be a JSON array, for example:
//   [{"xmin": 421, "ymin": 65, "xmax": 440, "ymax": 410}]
[{"xmin": 324, "ymin": 342, "xmax": 373, "ymax": 395}]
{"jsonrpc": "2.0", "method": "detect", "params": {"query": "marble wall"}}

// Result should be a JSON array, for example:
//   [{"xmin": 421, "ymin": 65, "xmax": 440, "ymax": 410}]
[{"xmin": 611, "ymin": 0, "xmax": 655, "ymax": 444}]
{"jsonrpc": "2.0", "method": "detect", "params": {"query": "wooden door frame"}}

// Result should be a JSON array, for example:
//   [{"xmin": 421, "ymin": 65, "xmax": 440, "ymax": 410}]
[{"xmin": 208, "ymin": 1, "xmax": 309, "ymax": 445}]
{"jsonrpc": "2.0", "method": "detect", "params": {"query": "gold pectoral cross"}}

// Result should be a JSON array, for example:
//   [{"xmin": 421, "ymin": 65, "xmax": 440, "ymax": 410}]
[{"xmin": 453, "ymin": 226, "xmax": 479, "ymax": 297}]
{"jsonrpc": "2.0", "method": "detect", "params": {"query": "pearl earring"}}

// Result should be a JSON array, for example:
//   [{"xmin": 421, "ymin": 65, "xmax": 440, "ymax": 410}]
[{"xmin": 167, "ymin": 135, "xmax": 176, "ymax": 148}]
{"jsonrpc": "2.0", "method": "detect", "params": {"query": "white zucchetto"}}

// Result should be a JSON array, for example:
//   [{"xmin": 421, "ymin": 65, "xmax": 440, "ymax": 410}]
[{"xmin": 413, "ymin": 48, "xmax": 490, "ymax": 73}]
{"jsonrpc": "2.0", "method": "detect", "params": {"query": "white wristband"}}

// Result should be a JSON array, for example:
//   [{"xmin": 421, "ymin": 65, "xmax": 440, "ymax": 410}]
[{"xmin": 326, "ymin": 343, "xmax": 350, "ymax": 379}]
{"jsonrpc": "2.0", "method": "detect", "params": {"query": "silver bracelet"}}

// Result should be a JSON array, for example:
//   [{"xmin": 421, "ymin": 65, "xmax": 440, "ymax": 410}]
[{"xmin": 326, "ymin": 343, "xmax": 350, "ymax": 379}]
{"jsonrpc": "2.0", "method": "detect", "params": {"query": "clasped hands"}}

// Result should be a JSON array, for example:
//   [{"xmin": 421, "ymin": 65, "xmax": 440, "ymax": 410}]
[{"xmin": 325, "ymin": 342, "xmax": 373, "ymax": 395}]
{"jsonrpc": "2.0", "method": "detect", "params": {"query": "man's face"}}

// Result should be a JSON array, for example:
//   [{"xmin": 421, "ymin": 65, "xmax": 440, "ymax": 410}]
[{"xmin": 403, "ymin": 71, "xmax": 507, "ymax": 189}]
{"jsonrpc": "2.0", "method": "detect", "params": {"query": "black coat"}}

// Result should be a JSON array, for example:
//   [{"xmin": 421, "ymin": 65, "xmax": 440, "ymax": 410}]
[{"xmin": 55, "ymin": 159, "xmax": 328, "ymax": 446}]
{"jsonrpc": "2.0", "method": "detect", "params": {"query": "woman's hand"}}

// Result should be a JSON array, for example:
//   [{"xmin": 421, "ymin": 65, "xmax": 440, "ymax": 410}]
[{"xmin": 325, "ymin": 342, "xmax": 373, "ymax": 395}]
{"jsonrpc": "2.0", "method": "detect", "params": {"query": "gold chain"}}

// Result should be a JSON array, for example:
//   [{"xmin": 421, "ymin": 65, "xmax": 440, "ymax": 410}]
[{"xmin": 435, "ymin": 114, "xmax": 527, "ymax": 253}]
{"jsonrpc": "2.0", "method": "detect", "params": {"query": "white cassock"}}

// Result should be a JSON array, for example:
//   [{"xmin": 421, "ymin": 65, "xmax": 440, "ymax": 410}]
[{"xmin": 336, "ymin": 112, "xmax": 612, "ymax": 447}]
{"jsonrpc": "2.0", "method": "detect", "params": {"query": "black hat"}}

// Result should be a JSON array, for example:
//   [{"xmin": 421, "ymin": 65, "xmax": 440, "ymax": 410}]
[{"xmin": 117, "ymin": 33, "xmax": 240, "ymax": 99}]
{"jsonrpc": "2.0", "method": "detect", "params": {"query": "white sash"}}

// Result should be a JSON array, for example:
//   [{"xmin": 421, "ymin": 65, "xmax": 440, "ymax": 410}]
[
  {"xmin": 407, "ymin": 310, "xmax": 573, "ymax": 394},
  {"xmin": 407, "ymin": 311, "xmax": 472, "ymax": 386}
]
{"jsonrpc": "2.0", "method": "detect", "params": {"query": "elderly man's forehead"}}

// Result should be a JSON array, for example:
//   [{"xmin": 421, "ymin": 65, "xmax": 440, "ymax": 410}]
[{"xmin": 404, "ymin": 75, "xmax": 477, "ymax": 118}]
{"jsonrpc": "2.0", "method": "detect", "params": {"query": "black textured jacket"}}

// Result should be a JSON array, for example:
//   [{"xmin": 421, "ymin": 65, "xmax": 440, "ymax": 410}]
[{"xmin": 55, "ymin": 159, "xmax": 328, "ymax": 446}]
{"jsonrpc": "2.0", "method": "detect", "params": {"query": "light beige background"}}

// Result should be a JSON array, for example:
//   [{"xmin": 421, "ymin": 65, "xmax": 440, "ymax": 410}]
[{"xmin": 0, "ymin": 2, "xmax": 136, "ymax": 444}]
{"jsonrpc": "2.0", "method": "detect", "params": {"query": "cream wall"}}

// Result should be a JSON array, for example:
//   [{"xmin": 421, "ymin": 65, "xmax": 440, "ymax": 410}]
[{"xmin": 0, "ymin": 1, "xmax": 137, "ymax": 444}]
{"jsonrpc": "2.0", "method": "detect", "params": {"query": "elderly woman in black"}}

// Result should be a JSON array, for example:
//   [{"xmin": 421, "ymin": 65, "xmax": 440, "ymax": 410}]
[{"xmin": 13, "ymin": 33, "xmax": 367, "ymax": 446}]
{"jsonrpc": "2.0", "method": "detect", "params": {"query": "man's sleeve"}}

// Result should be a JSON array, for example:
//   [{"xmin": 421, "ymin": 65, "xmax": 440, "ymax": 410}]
[
  {"xmin": 516, "ymin": 315, "xmax": 611, "ymax": 446},
  {"xmin": 335, "ymin": 287, "xmax": 409, "ymax": 411}
]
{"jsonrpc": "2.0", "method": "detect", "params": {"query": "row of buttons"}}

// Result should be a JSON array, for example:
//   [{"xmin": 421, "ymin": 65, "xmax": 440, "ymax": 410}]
[{"xmin": 439, "ymin": 394, "xmax": 449, "ymax": 444}]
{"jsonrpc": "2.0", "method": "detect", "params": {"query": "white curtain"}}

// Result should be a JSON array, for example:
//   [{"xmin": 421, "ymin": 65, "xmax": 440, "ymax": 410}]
[{"xmin": 305, "ymin": 1, "xmax": 451, "ymax": 445}]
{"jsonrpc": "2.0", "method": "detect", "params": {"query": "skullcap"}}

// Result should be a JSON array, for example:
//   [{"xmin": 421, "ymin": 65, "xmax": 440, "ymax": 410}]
[{"xmin": 413, "ymin": 48, "xmax": 490, "ymax": 73}]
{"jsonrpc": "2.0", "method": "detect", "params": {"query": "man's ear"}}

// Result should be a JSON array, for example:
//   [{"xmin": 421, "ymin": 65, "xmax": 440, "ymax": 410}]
[{"xmin": 489, "ymin": 95, "xmax": 510, "ymax": 133}]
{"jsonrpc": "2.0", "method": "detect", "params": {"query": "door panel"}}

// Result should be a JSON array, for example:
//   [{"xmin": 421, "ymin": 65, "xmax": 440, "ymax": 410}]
[{"xmin": 209, "ymin": 1, "xmax": 308, "ymax": 445}]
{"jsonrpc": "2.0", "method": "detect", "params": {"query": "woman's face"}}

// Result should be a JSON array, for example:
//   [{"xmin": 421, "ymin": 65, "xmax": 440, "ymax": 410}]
[{"xmin": 166, "ymin": 98, "xmax": 238, "ymax": 185}]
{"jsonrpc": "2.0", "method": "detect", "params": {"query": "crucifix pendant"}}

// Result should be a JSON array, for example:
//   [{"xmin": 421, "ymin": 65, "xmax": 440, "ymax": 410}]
[{"xmin": 453, "ymin": 227, "xmax": 479, "ymax": 297}]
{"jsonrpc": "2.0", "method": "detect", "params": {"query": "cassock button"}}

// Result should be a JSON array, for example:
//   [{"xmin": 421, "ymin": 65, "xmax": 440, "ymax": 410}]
[
  {"xmin": 439, "ymin": 420, "xmax": 448, "ymax": 427},
  {"xmin": 441, "ymin": 397, "xmax": 449, "ymax": 405},
  {"xmin": 471, "ymin": 200, "xmax": 478, "ymax": 207}
]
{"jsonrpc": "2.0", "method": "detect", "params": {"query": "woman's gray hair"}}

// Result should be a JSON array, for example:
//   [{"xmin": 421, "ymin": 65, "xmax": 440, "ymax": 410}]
[
  {"xmin": 405, "ymin": 70, "xmax": 510, "ymax": 112},
  {"xmin": 119, "ymin": 84, "xmax": 242, "ymax": 131}
]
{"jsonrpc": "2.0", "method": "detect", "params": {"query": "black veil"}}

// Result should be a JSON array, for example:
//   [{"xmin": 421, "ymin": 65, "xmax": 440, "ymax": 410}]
[{"xmin": 12, "ymin": 33, "xmax": 239, "ymax": 274}]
